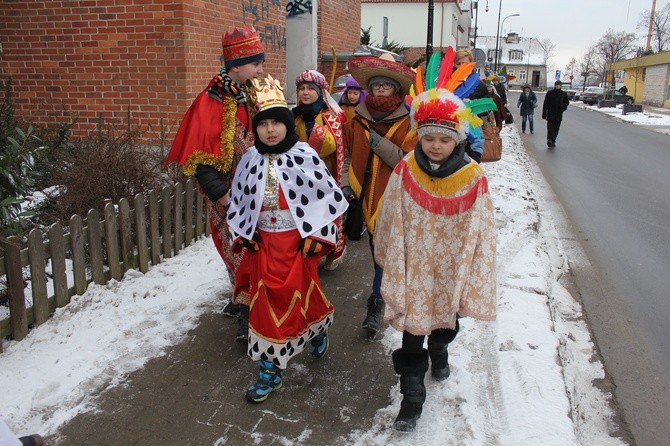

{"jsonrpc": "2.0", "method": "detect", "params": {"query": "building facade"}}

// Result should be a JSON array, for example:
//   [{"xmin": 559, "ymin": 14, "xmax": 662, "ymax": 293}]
[
  {"xmin": 476, "ymin": 33, "xmax": 547, "ymax": 91},
  {"xmin": 0, "ymin": 1, "xmax": 360, "ymax": 141},
  {"xmin": 611, "ymin": 51, "xmax": 670, "ymax": 108},
  {"xmin": 361, "ymin": 0, "xmax": 473, "ymax": 67}
]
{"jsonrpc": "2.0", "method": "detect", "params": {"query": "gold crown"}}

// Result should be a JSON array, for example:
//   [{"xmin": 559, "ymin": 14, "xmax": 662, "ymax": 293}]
[{"xmin": 246, "ymin": 75, "xmax": 288, "ymax": 117}]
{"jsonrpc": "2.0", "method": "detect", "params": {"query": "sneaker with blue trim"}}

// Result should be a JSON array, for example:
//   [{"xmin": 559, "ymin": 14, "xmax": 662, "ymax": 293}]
[
  {"xmin": 245, "ymin": 360, "xmax": 283, "ymax": 403},
  {"xmin": 310, "ymin": 332, "xmax": 329, "ymax": 359}
]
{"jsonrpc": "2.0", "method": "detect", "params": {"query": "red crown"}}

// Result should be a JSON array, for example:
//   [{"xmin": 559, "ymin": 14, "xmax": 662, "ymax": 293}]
[{"xmin": 221, "ymin": 25, "xmax": 264, "ymax": 67}]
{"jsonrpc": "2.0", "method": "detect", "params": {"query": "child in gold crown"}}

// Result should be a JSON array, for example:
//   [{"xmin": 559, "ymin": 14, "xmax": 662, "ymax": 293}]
[
  {"xmin": 227, "ymin": 77, "xmax": 348, "ymax": 403},
  {"xmin": 373, "ymin": 71, "xmax": 497, "ymax": 430}
]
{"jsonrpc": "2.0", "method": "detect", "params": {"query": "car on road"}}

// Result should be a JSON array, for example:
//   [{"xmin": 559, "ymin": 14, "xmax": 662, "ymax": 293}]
[
  {"xmin": 565, "ymin": 89, "xmax": 578, "ymax": 100},
  {"xmin": 582, "ymin": 88, "xmax": 634, "ymax": 106},
  {"xmin": 573, "ymin": 87, "xmax": 605, "ymax": 101}
]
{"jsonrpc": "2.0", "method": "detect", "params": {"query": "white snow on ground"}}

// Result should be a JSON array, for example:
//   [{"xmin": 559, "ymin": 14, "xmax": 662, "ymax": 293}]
[{"xmin": 2, "ymin": 103, "xmax": 665, "ymax": 442}]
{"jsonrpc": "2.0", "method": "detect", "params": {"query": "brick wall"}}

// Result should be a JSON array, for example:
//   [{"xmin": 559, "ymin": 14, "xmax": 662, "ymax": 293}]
[
  {"xmin": 0, "ymin": 0, "xmax": 286, "ymax": 143},
  {"xmin": 317, "ymin": 0, "xmax": 361, "ymax": 88}
]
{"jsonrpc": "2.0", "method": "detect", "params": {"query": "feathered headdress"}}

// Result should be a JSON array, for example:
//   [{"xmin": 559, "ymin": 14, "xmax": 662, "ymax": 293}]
[{"xmin": 410, "ymin": 47, "xmax": 497, "ymax": 142}]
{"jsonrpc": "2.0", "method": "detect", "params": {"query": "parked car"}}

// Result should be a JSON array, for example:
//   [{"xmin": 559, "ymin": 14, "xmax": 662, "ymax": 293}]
[
  {"xmin": 582, "ymin": 88, "xmax": 634, "ymax": 106},
  {"xmin": 565, "ymin": 89, "xmax": 578, "ymax": 100},
  {"xmin": 575, "ymin": 86, "xmax": 604, "ymax": 102}
]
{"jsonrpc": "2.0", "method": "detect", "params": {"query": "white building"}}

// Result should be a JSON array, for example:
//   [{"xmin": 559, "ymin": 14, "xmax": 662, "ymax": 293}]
[
  {"xmin": 361, "ymin": 0, "xmax": 474, "ymax": 63},
  {"xmin": 476, "ymin": 33, "xmax": 547, "ymax": 90}
]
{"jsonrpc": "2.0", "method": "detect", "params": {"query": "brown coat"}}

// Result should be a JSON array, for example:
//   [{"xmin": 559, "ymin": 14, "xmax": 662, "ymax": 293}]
[{"xmin": 342, "ymin": 102, "xmax": 417, "ymax": 234}]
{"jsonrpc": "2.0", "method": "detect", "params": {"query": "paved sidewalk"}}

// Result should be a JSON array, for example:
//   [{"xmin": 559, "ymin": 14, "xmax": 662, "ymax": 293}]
[{"xmin": 49, "ymin": 236, "xmax": 396, "ymax": 445}]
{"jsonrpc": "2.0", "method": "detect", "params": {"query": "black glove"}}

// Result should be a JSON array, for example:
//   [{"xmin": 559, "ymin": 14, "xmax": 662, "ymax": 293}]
[
  {"xmin": 238, "ymin": 232, "xmax": 261, "ymax": 252},
  {"xmin": 300, "ymin": 237, "xmax": 324, "ymax": 258}
]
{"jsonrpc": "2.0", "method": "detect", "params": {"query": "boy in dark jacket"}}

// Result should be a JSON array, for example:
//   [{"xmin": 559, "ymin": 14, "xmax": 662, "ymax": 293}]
[{"xmin": 542, "ymin": 80, "xmax": 569, "ymax": 148}]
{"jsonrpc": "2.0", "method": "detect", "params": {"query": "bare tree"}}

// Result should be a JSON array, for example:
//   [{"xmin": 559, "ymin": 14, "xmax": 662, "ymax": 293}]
[
  {"xmin": 577, "ymin": 45, "xmax": 601, "ymax": 90},
  {"xmin": 540, "ymin": 38, "xmax": 556, "ymax": 66},
  {"xmin": 596, "ymin": 29, "xmax": 637, "ymax": 90},
  {"xmin": 637, "ymin": 2, "xmax": 670, "ymax": 53},
  {"xmin": 564, "ymin": 57, "xmax": 577, "ymax": 83}
]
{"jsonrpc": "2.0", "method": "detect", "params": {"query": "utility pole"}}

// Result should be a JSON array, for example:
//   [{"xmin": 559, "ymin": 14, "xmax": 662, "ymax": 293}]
[
  {"xmin": 646, "ymin": 0, "xmax": 657, "ymax": 51},
  {"xmin": 426, "ymin": 0, "xmax": 434, "ymax": 63}
]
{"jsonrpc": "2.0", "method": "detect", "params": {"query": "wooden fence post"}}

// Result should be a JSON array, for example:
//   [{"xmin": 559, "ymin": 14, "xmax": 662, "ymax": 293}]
[
  {"xmin": 2, "ymin": 236, "xmax": 28, "ymax": 341},
  {"xmin": 104, "ymin": 202, "xmax": 122, "ymax": 281},
  {"xmin": 134, "ymin": 193, "xmax": 149, "ymax": 273},
  {"xmin": 184, "ymin": 180, "xmax": 194, "ymax": 246},
  {"xmin": 161, "ymin": 186, "xmax": 173, "ymax": 259},
  {"xmin": 27, "ymin": 228, "xmax": 49, "ymax": 325},
  {"xmin": 149, "ymin": 189, "xmax": 160, "ymax": 265},
  {"xmin": 87, "ymin": 209, "xmax": 105, "ymax": 285},
  {"xmin": 70, "ymin": 215, "xmax": 88, "ymax": 296},
  {"xmin": 118, "ymin": 198, "xmax": 136, "ymax": 272},
  {"xmin": 174, "ymin": 182, "xmax": 184, "ymax": 255},
  {"xmin": 196, "ymin": 188, "xmax": 205, "ymax": 237},
  {"xmin": 48, "ymin": 223, "xmax": 69, "ymax": 308}
]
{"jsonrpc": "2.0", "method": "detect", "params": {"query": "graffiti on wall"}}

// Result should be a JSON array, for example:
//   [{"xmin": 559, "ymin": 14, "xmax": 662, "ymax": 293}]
[
  {"xmin": 259, "ymin": 25, "xmax": 286, "ymax": 52},
  {"xmin": 241, "ymin": 0, "xmax": 286, "ymax": 51},
  {"xmin": 286, "ymin": 0, "xmax": 312, "ymax": 17}
]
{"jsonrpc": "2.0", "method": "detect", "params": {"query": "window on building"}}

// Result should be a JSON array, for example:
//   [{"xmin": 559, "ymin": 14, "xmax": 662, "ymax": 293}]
[
  {"xmin": 509, "ymin": 50, "xmax": 523, "ymax": 61},
  {"xmin": 508, "ymin": 69, "xmax": 515, "ymax": 77},
  {"xmin": 519, "ymin": 70, "xmax": 527, "ymax": 81},
  {"xmin": 487, "ymin": 49, "xmax": 500, "ymax": 62}
]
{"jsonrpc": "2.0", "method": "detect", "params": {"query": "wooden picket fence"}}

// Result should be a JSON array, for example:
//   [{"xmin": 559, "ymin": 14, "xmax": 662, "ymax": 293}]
[{"xmin": 0, "ymin": 179, "xmax": 210, "ymax": 352}]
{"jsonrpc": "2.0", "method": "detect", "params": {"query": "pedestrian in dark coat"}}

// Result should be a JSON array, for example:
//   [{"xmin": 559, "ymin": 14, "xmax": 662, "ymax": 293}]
[
  {"xmin": 542, "ymin": 80, "xmax": 569, "ymax": 148},
  {"xmin": 517, "ymin": 84, "xmax": 537, "ymax": 133}
]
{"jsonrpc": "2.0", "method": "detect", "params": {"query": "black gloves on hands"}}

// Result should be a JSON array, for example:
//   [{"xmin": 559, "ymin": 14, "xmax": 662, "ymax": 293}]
[
  {"xmin": 238, "ymin": 232, "xmax": 262, "ymax": 252},
  {"xmin": 300, "ymin": 237, "xmax": 324, "ymax": 258}
]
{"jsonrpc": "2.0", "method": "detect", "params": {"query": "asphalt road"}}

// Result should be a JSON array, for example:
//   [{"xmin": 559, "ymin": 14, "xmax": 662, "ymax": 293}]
[{"xmin": 513, "ymin": 92, "xmax": 670, "ymax": 446}]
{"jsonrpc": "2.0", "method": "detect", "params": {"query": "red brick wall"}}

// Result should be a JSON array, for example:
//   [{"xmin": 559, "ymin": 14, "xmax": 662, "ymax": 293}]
[
  {"xmin": 0, "ymin": 0, "xmax": 286, "ymax": 142},
  {"xmin": 317, "ymin": 0, "xmax": 361, "ymax": 89}
]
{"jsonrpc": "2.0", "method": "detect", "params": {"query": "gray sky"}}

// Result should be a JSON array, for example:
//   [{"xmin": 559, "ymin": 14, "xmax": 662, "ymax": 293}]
[{"xmin": 474, "ymin": 0, "xmax": 669, "ymax": 71}]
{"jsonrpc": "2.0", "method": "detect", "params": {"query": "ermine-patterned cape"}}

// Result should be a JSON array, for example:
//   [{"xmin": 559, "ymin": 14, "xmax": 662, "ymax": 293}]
[
  {"xmin": 227, "ymin": 141, "xmax": 348, "ymax": 244},
  {"xmin": 374, "ymin": 152, "xmax": 497, "ymax": 335}
]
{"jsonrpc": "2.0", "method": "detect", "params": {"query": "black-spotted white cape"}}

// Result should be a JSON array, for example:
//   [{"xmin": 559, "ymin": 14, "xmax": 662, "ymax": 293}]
[{"xmin": 227, "ymin": 141, "xmax": 349, "ymax": 245}]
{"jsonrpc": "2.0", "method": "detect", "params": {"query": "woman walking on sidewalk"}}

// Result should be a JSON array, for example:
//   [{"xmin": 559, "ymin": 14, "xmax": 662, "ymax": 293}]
[{"xmin": 517, "ymin": 84, "xmax": 537, "ymax": 134}]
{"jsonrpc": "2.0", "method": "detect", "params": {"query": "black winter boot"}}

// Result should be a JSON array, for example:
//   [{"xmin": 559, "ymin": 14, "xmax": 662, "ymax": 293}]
[
  {"xmin": 427, "ymin": 322, "xmax": 459, "ymax": 381},
  {"xmin": 362, "ymin": 293, "xmax": 385, "ymax": 332},
  {"xmin": 236, "ymin": 304, "xmax": 249, "ymax": 342},
  {"xmin": 392, "ymin": 348, "xmax": 429, "ymax": 432}
]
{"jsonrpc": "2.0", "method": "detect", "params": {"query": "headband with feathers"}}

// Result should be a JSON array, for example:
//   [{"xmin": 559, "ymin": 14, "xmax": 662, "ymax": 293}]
[{"xmin": 410, "ymin": 47, "xmax": 497, "ymax": 141}]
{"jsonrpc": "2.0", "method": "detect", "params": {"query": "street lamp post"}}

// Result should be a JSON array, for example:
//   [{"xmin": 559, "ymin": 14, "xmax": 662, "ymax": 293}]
[
  {"xmin": 426, "ymin": 0, "xmax": 435, "ymax": 63},
  {"xmin": 473, "ymin": 1, "xmax": 480, "ymax": 49},
  {"xmin": 494, "ymin": 11, "xmax": 520, "ymax": 72}
]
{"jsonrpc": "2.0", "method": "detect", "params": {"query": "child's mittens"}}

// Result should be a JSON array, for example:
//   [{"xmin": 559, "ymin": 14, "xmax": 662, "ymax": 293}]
[
  {"xmin": 300, "ymin": 237, "xmax": 324, "ymax": 258},
  {"xmin": 238, "ymin": 232, "xmax": 262, "ymax": 252}
]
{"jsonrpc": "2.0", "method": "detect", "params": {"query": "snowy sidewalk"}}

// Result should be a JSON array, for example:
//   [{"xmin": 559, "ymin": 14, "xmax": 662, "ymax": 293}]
[{"xmin": 0, "ymin": 126, "xmax": 627, "ymax": 445}]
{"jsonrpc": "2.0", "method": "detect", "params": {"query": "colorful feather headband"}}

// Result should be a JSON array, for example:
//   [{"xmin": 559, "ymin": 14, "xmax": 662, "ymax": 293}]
[{"xmin": 410, "ymin": 47, "xmax": 497, "ymax": 141}]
